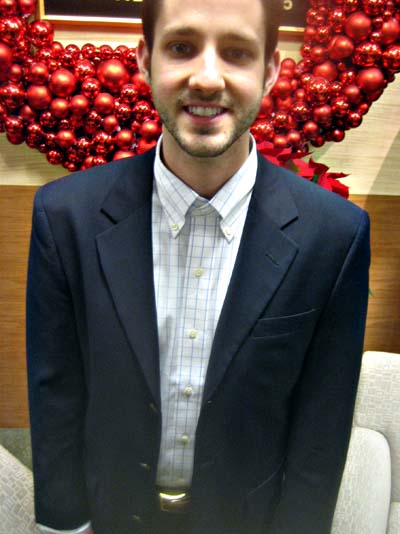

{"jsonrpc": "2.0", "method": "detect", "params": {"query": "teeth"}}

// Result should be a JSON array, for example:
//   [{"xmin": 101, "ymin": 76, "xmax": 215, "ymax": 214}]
[{"xmin": 187, "ymin": 106, "xmax": 224, "ymax": 117}]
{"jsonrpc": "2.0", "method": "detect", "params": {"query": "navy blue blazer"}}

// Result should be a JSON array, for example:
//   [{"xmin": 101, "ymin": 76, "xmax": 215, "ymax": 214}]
[{"xmin": 27, "ymin": 149, "xmax": 370, "ymax": 534}]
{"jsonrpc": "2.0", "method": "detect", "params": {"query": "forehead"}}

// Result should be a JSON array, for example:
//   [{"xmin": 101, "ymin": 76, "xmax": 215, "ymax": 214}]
[{"xmin": 154, "ymin": 0, "xmax": 266, "ymax": 43}]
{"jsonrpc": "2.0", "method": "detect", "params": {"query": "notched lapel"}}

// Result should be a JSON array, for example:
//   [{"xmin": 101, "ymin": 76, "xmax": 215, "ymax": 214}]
[
  {"xmin": 96, "ymin": 151, "xmax": 161, "ymax": 406},
  {"xmin": 203, "ymin": 157, "xmax": 299, "ymax": 404}
]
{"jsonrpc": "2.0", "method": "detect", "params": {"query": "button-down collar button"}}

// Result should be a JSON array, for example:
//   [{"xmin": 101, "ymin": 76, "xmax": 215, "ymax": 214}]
[
  {"xmin": 171, "ymin": 223, "xmax": 179, "ymax": 232},
  {"xmin": 132, "ymin": 514, "xmax": 142, "ymax": 523},
  {"xmin": 139, "ymin": 462, "xmax": 151, "ymax": 471},
  {"xmin": 188, "ymin": 329, "xmax": 198, "ymax": 339},
  {"xmin": 180, "ymin": 434, "xmax": 190, "ymax": 445},
  {"xmin": 149, "ymin": 403, "xmax": 159, "ymax": 414},
  {"xmin": 194, "ymin": 267, "xmax": 204, "ymax": 278},
  {"xmin": 183, "ymin": 386, "xmax": 193, "ymax": 397}
]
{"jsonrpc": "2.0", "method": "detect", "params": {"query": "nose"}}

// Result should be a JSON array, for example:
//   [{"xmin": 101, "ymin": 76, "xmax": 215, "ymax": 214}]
[{"xmin": 188, "ymin": 46, "xmax": 225, "ymax": 94}]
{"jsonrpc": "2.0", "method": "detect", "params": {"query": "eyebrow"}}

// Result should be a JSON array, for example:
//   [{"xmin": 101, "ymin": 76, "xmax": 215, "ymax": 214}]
[{"xmin": 161, "ymin": 26, "xmax": 259, "ymax": 46}]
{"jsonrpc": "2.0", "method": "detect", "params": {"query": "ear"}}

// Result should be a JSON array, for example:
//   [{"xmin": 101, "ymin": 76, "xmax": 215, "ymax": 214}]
[
  {"xmin": 136, "ymin": 38, "xmax": 151, "ymax": 84},
  {"xmin": 263, "ymin": 49, "xmax": 280, "ymax": 97}
]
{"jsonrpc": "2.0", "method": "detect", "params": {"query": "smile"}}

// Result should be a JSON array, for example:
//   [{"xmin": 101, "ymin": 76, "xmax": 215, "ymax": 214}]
[{"xmin": 185, "ymin": 106, "xmax": 226, "ymax": 118}]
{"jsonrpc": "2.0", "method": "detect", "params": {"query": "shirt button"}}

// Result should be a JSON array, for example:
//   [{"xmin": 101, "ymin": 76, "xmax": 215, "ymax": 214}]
[
  {"xmin": 188, "ymin": 329, "xmax": 198, "ymax": 339},
  {"xmin": 180, "ymin": 434, "xmax": 190, "ymax": 445},
  {"xmin": 139, "ymin": 462, "xmax": 151, "ymax": 471},
  {"xmin": 183, "ymin": 386, "xmax": 193, "ymax": 397},
  {"xmin": 171, "ymin": 223, "xmax": 179, "ymax": 232},
  {"xmin": 194, "ymin": 267, "xmax": 204, "ymax": 278},
  {"xmin": 149, "ymin": 403, "xmax": 159, "ymax": 414}
]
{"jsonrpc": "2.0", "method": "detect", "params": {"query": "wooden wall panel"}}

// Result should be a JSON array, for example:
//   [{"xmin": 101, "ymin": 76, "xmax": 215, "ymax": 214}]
[{"xmin": 0, "ymin": 186, "xmax": 399, "ymax": 427}]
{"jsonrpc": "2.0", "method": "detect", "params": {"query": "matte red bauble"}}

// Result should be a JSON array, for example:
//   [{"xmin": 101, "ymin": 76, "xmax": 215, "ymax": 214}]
[
  {"xmin": 0, "ymin": 43, "xmax": 12, "ymax": 73},
  {"xmin": 27, "ymin": 84, "xmax": 52, "ymax": 110},
  {"xmin": 49, "ymin": 69, "xmax": 77, "ymax": 97},
  {"xmin": 97, "ymin": 59, "xmax": 130, "ymax": 93},
  {"xmin": 94, "ymin": 92, "xmax": 115, "ymax": 115},
  {"xmin": 356, "ymin": 66, "xmax": 385, "ymax": 91},
  {"xmin": 28, "ymin": 62, "xmax": 49, "ymax": 85},
  {"xmin": 115, "ymin": 128, "xmax": 134, "ymax": 150},
  {"xmin": 379, "ymin": 17, "xmax": 400, "ymax": 44},
  {"xmin": 102, "ymin": 114, "xmax": 119, "ymax": 133},
  {"xmin": 113, "ymin": 150, "xmax": 135, "ymax": 160},
  {"xmin": 345, "ymin": 11, "xmax": 373, "ymax": 40},
  {"xmin": 50, "ymin": 98, "xmax": 70, "ymax": 118},
  {"xmin": 313, "ymin": 60, "xmax": 338, "ymax": 80},
  {"xmin": 56, "ymin": 129, "xmax": 75, "ymax": 149},
  {"xmin": 140, "ymin": 119, "xmax": 161, "ymax": 141},
  {"xmin": 328, "ymin": 35, "xmax": 355, "ymax": 59},
  {"xmin": 70, "ymin": 94, "xmax": 90, "ymax": 116}
]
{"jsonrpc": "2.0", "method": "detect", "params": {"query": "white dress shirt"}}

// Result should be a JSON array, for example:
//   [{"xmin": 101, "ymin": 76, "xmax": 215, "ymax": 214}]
[{"xmin": 37, "ymin": 135, "xmax": 258, "ymax": 533}]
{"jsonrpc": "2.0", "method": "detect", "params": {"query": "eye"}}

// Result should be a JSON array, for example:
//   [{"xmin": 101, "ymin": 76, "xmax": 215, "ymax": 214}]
[
  {"xmin": 224, "ymin": 47, "xmax": 253, "ymax": 63},
  {"xmin": 168, "ymin": 42, "xmax": 194, "ymax": 57}
]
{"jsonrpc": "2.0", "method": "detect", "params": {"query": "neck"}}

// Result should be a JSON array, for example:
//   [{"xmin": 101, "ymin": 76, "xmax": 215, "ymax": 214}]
[{"xmin": 161, "ymin": 134, "xmax": 251, "ymax": 199}]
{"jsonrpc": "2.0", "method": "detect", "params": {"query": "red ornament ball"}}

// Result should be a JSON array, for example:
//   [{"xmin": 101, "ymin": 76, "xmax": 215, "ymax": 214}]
[
  {"xmin": 356, "ymin": 67, "xmax": 385, "ymax": 92},
  {"xmin": 140, "ymin": 119, "xmax": 162, "ymax": 141},
  {"xmin": 50, "ymin": 98, "xmax": 70, "ymax": 119},
  {"xmin": 382, "ymin": 44, "xmax": 400, "ymax": 70},
  {"xmin": 70, "ymin": 94, "xmax": 90, "ymax": 116},
  {"xmin": 115, "ymin": 129, "xmax": 134, "ymax": 150},
  {"xmin": 49, "ymin": 69, "xmax": 77, "ymax": 97},
  {"xmin": 97, "ymin": 59, "xmax": 130, "ymax": 93},
  {"xmin": 28, "ymin": 62, "xmax": 49, "ymax": 85},
  {"xmin": 0, "ymin": 42, "xmax": 12, "ymax": 73},
  {"xmin": 94, "ymin": 92, "xmax": 115, "ymax": 115},
  {"xmin": 28, "ymin": 20, "xmax": 54, "ymax": 48},
  {"xmin": 27, "ymin": 84, "xmax": 52, "ymax": 110},
  {"xmin": 56, "ymin": 129, "xmax": 76, "ymax": 149},
  {"xmin": 328, "ymin": 35, "xmax": 355, "ymax": 60},
  {"xmin": 345, "ymin": 11, "xmax": 373, "ymax": 41}
]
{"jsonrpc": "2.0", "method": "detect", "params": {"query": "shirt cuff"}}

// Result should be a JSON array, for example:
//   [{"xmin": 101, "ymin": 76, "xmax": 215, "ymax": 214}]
[{"xmin": 37, "ymin": 521, "xmax": 92, "ymax": 534}]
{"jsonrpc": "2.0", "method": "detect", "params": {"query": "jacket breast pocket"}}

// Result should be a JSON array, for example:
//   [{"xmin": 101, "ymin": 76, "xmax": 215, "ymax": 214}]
[{"xmin": 251, "ymin": 309, "xmax": 317, "ymax": 339}]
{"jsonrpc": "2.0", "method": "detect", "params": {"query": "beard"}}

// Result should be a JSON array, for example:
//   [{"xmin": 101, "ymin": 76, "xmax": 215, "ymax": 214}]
[{"xmin": 152, "ymin": 94, "xmax": 263, "ymax": 159}]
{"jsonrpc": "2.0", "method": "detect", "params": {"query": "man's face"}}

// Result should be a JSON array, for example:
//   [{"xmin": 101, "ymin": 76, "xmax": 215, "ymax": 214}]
[{"xmin": 138, "ymin": 0, "xmax": 279, "ymax": 162}]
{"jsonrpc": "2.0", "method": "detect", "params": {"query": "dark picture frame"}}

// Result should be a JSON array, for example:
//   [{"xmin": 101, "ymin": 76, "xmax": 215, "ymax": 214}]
[{"xmin": 38, "ymin": 0, "xmax": 308, "ymax": 32}]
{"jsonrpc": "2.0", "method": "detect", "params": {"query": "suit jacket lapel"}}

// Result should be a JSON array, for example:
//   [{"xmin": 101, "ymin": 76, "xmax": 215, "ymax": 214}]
[
  {"xmin": 95, "ymin": 150, "xmax": 161, "ymax": 407},
  {"xmin": 203, "ymin": 155, "xmax": 300, "ymax": 404}
]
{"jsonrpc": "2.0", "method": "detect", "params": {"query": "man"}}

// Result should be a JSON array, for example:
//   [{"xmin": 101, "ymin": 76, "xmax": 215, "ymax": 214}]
[{"xmin": 26, "ymin": 0, "xmax": 370, "ymax": 533}]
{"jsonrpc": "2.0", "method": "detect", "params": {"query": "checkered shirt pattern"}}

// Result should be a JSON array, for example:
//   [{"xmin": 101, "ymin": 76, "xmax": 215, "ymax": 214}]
[{"xmin": 153, "ymin": 137, "xmax": 258, "ymax": 487}]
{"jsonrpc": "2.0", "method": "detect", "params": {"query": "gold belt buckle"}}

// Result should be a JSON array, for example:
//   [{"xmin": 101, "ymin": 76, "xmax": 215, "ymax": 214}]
[{"xmin": 158, "ymin": 489, "xmax": 191, "ymax": 514}]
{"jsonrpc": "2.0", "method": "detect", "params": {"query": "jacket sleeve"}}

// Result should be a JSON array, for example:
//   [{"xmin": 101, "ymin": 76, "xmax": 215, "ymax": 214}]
[
  {"xmin": 271, "ymin": 209, "xmax": 371, "ymax": 534},
  {"xmin": 26, "ymin": 187, "xmax": 90, "ymax": 529}
]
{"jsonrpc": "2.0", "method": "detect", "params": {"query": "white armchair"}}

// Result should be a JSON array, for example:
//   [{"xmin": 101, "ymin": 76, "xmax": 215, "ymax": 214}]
[
  {"xmin": 0, "ymin": 442, "xmax": 38, "ymax": 533},
  {"xmin": 332, "ymin": 351, "xmax": 400, "ymax": 534}
]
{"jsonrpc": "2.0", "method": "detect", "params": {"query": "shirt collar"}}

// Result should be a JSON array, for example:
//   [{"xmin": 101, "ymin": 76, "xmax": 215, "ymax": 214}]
[{"xmin": 154, "ymin": 135, "xmax": 258, "ymax": 241}]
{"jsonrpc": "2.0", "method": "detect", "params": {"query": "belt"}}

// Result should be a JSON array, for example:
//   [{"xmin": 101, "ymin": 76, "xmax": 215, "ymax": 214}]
[{"xmin": 157, "ymin": 487, "xmax": 191, "ymax": 514}]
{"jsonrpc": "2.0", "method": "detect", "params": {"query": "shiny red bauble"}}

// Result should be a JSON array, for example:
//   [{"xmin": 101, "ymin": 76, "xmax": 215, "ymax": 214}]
[
  {"xmin": 382, "ymin": 43, "xmax": 400, "ymax": 69},
  {"xmin": 27, "ymin": 20, "xmax": 54, "ymax": 48}
]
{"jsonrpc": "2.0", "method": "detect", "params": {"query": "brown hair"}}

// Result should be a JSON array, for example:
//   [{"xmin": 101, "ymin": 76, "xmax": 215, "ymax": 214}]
[{"xmin": 140, "ymin": 0, "xmax": 283, "ymax": 61}]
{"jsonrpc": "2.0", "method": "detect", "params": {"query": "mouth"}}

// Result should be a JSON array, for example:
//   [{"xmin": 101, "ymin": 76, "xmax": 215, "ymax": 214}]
[{"xmin": 184, "ymin": 105, "xmax": 227, "ymax": 118}]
